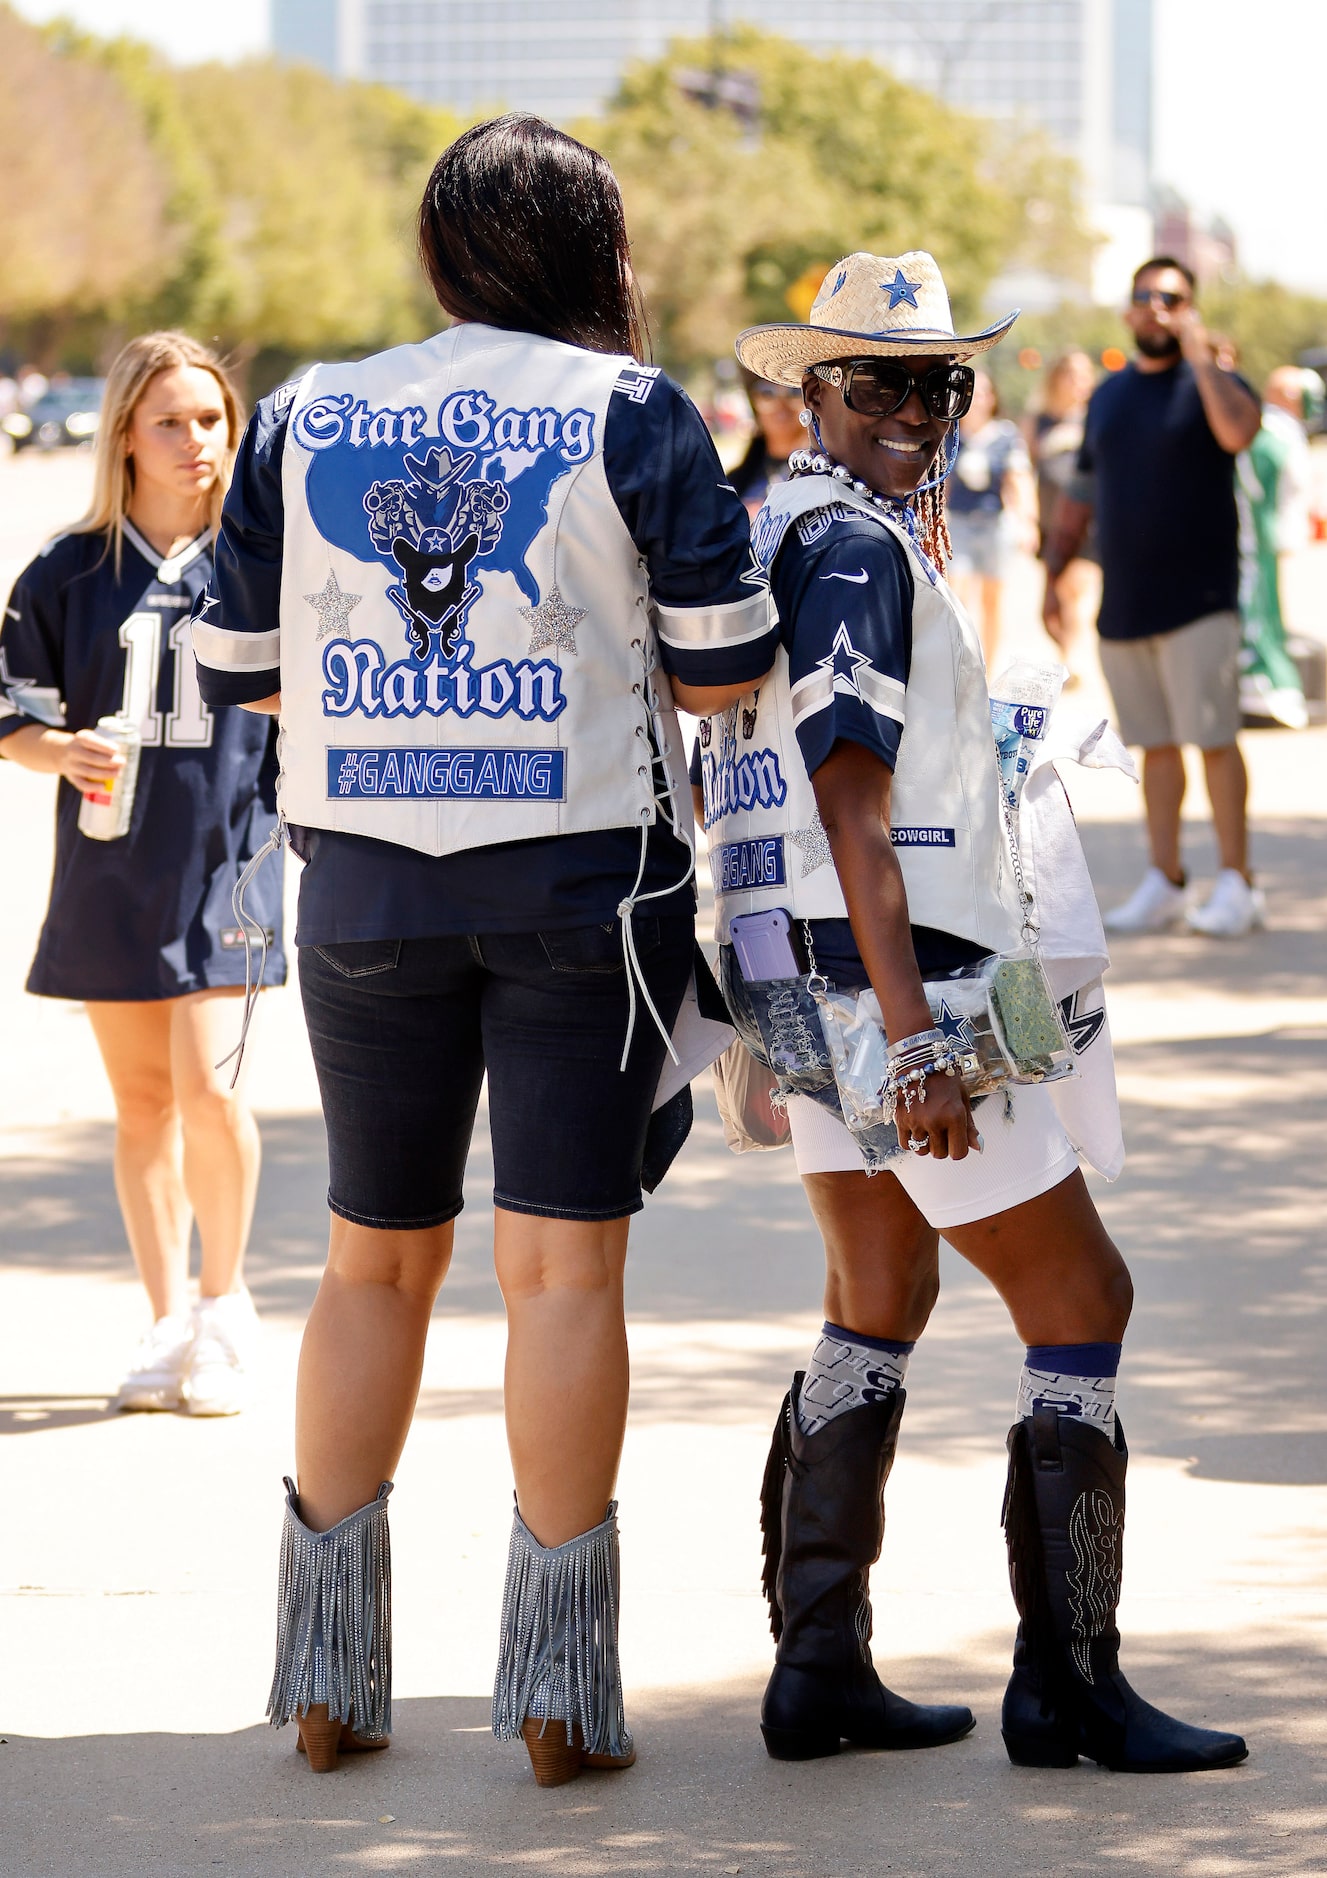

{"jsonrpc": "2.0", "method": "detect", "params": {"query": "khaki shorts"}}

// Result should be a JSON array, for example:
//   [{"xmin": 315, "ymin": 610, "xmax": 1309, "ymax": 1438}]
[{"xmin": 1098, "ymin": 610, "xmax": 1241, "ymax": 750}]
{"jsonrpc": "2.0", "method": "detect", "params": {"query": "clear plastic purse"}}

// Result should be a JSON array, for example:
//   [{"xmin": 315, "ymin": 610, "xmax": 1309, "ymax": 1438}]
[{"xmin": 816, "ymin": 947, "xmax": 1074, "ymax": 1162}]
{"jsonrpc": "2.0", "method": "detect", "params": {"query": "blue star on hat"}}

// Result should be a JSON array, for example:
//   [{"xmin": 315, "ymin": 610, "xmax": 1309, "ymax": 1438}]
[{"xmin": 883, "ymin": 268, "xmax": 921, "ymax": 310}]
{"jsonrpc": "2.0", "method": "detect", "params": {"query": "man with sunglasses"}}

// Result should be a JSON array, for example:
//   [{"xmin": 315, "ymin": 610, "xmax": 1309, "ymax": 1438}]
[{"xmin": 1044, "ymin": 256, "xmax": 1264, "ymax": 937}]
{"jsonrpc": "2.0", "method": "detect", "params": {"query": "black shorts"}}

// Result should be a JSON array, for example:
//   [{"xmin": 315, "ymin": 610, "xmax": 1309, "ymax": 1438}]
[{"xmin": 298, "ymin": 916, "xmax": 695, "ymax": 1228}]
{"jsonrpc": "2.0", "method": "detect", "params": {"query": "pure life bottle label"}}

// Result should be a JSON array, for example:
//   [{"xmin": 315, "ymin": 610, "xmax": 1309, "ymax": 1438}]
[{"xmin": 989, "ymin": 661, "xmax": 1065, "ymax": 811}]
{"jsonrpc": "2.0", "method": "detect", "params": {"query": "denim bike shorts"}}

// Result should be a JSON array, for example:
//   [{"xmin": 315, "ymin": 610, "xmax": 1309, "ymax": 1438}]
[{"xmin": 299, "ymin": 916, "xmax": 695, "ymax": 1228}]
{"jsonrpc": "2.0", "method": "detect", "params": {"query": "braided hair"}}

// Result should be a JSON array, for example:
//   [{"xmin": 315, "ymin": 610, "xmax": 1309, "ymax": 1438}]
[{"xmin": 913, "ymin": 480, "xmax": 952, "ymax": 573}]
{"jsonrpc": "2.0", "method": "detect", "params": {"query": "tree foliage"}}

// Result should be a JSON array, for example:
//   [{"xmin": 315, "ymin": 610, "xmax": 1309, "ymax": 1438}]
[
  {"xmin": 0, "ymin": 5, "xmax": 460, "ymax": 384},
  {"xmin": 3, "ymin": 7, "xmax": 1320, "ymax": 400},
  {"xmin": 593, "ymin": 28, "xmax": 1094, "ymax": 376},
  {"xmin": 0, "ymin": 8, "xmax": 175, "ymax": 326}
]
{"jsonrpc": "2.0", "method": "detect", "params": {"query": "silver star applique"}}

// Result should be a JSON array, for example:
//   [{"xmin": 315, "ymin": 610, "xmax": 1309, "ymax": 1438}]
[
  {"xmin": 520, "ymin": 585, "xmax": 586, "ymax": 655},
  {"xmin": 789, "ymin": 811, "xmax": 834, "ymax": 878},
  {"xmin": 305, "ymin": 570, "xmax": 362, "ymax": 641}
]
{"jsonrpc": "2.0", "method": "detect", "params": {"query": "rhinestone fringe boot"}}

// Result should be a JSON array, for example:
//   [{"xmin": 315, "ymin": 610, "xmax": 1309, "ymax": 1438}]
[
  {"xmin": 492, "ymin": 1499, "xmax": 637, "ymax": 1787},
  {"xmin": 267, "ymin": 1477, "xmax": 393, "ymax": 1772}
]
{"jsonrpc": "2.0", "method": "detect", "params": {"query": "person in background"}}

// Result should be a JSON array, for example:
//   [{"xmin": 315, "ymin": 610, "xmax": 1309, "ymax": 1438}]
[
  {"xmin": 1236, "ymin": 365, "xmax": 1318, "ymax": 729},
  {"xmin": 946, "ymin": 368, "xmax": 1035, "ymax": 667},
  {"xmin": 1044, "ymin": 258, "xmax": 1263, "ymax": 936},
  {"xmin": 0, "ymin": 331, "xmax": 284, "ymax": 1415},
  {"xmin": 1029, "ymin": 350, "xmax": 1099, "ymax": 686},
  {"xmin": 729, "ymin": 372, "xmax": 804, "ymax": 517}
]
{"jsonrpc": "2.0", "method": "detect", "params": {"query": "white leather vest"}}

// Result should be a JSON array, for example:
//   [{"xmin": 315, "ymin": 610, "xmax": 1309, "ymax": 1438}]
[
  {"xmin": 272, "ymin": 324, "xmax": 688, "ymax": 855},
  {"xmin": 701, "ymin": 476, "xmax": 1022, "ymax": 952}
]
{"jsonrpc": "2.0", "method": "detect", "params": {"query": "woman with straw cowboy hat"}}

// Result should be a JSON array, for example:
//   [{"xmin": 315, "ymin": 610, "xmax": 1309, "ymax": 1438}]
[{"xmin": 697, "ymin": 251, "xmax": 1247, "ymax": 1773}]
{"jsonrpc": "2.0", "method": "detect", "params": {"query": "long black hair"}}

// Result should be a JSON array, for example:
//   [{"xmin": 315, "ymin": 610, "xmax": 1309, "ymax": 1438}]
[{"xmin": 418, "ymin": 114, "xmax": 649, "ymax": 361}]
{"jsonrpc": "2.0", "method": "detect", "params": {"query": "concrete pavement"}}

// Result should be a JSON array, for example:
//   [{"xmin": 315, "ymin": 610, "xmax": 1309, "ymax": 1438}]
[{"xmin": 1, "ymin": 447, "xmax": 1325, "ymax": 1875}]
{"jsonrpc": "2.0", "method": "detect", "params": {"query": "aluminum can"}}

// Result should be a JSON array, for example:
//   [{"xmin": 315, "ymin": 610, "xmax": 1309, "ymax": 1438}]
[{"xmin": 77, "ymin": 714, "xmax": 142, "ymax": 841}]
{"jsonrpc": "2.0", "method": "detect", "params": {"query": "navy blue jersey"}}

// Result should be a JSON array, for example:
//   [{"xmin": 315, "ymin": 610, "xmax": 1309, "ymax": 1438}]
[
  {"xmin": 768, "ymin": 509, "xmax": 986, "ymax": 985},
  {"xmin": 772, "ymin": 511, "xmax": 914, "ymax": 780},
  {"xmin": 0, "ymin": 523, "xmax": 285, "ymax": 1000},
  {"xmin": 1076, "ymin": 359, "xmax": 1250, "ymax": 640},
  {"xmin": 199, "ymin": 363, "xmax": 770, "ymax": 944}
]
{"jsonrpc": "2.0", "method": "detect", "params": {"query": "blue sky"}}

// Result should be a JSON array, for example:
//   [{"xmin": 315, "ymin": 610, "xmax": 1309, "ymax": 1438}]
[{"xmin": 14, "ymin": 0, "xmax": 1327, "ymax": 293}]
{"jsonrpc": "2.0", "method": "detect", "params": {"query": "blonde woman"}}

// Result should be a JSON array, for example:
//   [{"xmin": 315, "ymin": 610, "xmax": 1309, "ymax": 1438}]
[{"xmin": 0, "ymin": 332, "xmax": 285, "ymax": 1415}]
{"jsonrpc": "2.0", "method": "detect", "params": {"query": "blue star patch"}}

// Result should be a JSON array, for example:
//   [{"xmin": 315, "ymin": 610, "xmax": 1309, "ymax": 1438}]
[
  {"xmin": 883, "ymin": 268, "xmax": 921, "ymax": 310},
  {"xmin": 934, "ymin": 999, "xmax": 977, "ymax": 1050}
]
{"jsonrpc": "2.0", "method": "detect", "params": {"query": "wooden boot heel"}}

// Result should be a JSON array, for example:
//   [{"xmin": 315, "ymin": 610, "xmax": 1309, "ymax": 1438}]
[
  {"xmin": 521, "ymin": 1717, "xmax": 585, "ymax": 1787},
  {"xmin": 297, "ymin": 1706, "xmax": 344, "ymax": 1772}
]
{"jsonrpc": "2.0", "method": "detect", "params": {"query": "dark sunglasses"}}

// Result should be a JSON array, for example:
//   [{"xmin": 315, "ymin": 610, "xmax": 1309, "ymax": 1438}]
[
  {"xmin": 812, "ymin": 358, "xmax": 975, "ymax": 421},
  {"xmin": 1131, "ymin": 287, "xmax": 1189, "ymax": 310}
]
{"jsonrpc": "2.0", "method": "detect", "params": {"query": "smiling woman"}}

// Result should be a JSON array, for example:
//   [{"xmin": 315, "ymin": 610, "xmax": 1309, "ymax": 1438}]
[{"xmin": 704, "ymin": 249, "xmax": 1250, "ymax": 1776}]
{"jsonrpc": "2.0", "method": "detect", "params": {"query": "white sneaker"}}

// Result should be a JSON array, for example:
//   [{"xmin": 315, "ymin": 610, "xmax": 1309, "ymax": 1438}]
[
  {"xmin": 114, "ymin": 1314, "xmax": 195, "ymax": 1412},
  {"xmin": 1102, "ymin": 866, "xmax": 1188, "ymax": 935},
  {"xmin": 183, "ymin": 1288, "xmax": 260, "ymax": 1417},
  {"xmin": 1186, "ymin": 869, "xmax": 1265, "ymax": 937}
]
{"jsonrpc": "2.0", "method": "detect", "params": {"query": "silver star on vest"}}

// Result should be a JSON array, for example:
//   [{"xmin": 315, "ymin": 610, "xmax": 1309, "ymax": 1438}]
[
  {"xmin": 521, "ymin": 585, "xmax": 585, "ymax": 655},
  {"xmin": 789, "ymin": 811, "xmax": 833, "ymax": 878},
  {"xmin": 305, "ymin": 570, "xmax": 362, "ymax": 640}
]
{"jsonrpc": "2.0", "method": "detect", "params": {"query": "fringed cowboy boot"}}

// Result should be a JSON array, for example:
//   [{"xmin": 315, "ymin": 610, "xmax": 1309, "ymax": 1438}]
[
  {"xmin": 1001, "ymin": 1407, "xmax": 1248, "ymax": 1772},
  {"xmin": 759, "ymin": 1375, "xmax": 975, "ymax": 1761},
  {"xmin": 492, "ymin": 1499, "xmax": 637, "ymax": 1788},
  {"xmin": 267, "ymin": 1477, "xmax": 393, "ymax": 1772}
]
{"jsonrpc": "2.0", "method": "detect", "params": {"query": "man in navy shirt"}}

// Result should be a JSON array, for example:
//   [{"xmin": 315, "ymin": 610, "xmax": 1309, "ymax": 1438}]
[{"xmin": 1044, "ymin": 257, "xmax": 1263, "ymax": 936}]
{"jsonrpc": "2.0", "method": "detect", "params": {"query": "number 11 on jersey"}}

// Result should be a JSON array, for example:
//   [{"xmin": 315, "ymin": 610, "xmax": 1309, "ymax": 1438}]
[{"xmin": 118, "ymin": 611, "xmax": 214, "ymax": 749}]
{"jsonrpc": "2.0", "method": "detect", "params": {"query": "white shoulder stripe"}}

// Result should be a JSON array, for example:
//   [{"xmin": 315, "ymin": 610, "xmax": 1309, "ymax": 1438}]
[
  {"xmin": 192, "ymin": 619, "xmax": 282, "ymax": 673},
  {"xmin": 654, "ymin": 588, "xmax": 772, "ymax": 649}
]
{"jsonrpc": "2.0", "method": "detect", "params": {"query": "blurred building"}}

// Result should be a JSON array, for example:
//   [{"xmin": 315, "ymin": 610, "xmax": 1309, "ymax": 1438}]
[
  {"xmin": 274, "ymin": 1, "xmax": 1154, "ymax": 303},
  {"xmin": 274, "ymin": 1, "xmax": 1151, "ymax": 202}
]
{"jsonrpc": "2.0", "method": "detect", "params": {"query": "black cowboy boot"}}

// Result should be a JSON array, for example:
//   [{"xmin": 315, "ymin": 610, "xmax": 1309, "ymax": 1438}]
[
  {"xmin": 1001, "ymin": 1406, "xmax": 1248, "ymax": 1772},
  {"xmin": 758, "ymin": 1374, "xmax": 975, "ymax": 1761}
]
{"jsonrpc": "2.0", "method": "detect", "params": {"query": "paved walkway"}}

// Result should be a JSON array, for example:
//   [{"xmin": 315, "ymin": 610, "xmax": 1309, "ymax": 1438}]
[{"xmin": 1, "ymin": 449, "xmax": 1325, "ymax": 1875}]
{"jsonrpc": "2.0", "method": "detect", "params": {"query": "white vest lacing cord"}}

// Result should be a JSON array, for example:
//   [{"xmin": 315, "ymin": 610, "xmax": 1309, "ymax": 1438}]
[
  {"xmin": 616, "ymin": 627, "xmax": 695, "ymax": 1072},
  {"xmin": 216, "ymin": 816, "xmax": 287, "ymax": 1089}
]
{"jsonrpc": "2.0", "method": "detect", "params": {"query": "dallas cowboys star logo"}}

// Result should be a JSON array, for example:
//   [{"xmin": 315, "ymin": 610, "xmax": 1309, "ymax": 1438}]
[
  {"xmin": 789, "ymin": 811, "xmax": 833, "ymax": 878},
  {"xmin": 817, "ymin": 624, "xmax": 872, "ymax": 701},
  {"xmin": 1058, "ymin": 989, "xmax": 1106, "ymax": 1055},
  {"xmin": 934, "ymin": 999, "xmax": 977, "ymax": 1051},
  {"xmin": 883, "ymin": 268, "xmax": 921, "ymax": 310},
  {"xmin": 304, "ymin": 570, "xmax": 362, "ymax": 641},
  {"xmin": 520, "ymin": 585, "xmax": 586, "ymax": 655}
]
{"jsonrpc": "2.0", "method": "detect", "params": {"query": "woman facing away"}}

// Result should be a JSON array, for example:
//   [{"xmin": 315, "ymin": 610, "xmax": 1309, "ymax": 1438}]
[
  {"xmin": 946, "ymin": 368, "xmax": 1035, "ymax": 668},
  {"xmin": 702, "ymin": 252, "xmax": 1247, "ymax": 1774},
  {"xmin": 192, "ymin": 115, "xmax": 775, "ymax": 1784},
  {"xmin": 0, "ymin": 332, "xmax": 285, "ymax": 1416}
]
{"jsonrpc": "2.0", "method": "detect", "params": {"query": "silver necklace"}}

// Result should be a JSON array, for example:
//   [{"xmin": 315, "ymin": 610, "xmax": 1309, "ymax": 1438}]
[{"xmin": 787, "ymin": 447, "xmax": 898, "ymax": 513}]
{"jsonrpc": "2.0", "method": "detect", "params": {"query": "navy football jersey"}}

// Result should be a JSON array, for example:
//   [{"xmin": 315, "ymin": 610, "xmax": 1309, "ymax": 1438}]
[{"xmin": 0, "ymin": 521, "xmax": 286, "ymax": 1000}]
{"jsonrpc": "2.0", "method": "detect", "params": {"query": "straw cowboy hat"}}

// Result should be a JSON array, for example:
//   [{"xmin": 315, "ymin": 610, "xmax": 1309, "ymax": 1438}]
[{"xmin": 736, "ymin": 250, "xmax": 1018, "ymax": 385}]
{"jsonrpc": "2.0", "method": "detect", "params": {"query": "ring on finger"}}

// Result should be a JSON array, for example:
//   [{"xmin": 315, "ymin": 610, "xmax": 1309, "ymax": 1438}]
[{"xmin": 907, "ymin": 1136, "xmax": 929, "ymax": 1155}]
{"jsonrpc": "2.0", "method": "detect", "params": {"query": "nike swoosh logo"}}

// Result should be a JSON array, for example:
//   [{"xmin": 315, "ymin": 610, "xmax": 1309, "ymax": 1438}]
[{"xmin": 821, "ymin": 569, "xmax": 869, "ymax": 584}]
